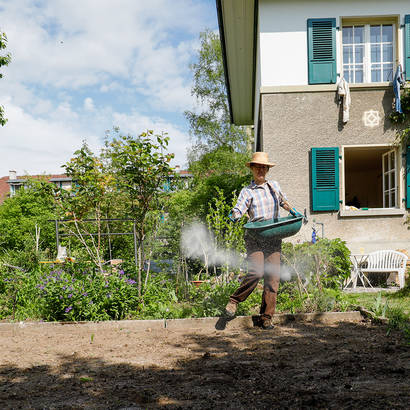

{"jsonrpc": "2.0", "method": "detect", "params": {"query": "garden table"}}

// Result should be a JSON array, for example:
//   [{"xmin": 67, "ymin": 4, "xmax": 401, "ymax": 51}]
[{"xmin": 343, "ymin": 254, "xmax": 373, "ymax": 289}]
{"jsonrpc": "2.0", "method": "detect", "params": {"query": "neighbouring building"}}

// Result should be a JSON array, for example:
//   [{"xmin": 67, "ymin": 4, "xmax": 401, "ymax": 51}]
[
  {"xmin": 0, "ymin": 171, "xmax": 73, "ymax": 203},
  {"xmin": 217, "ymin": 0, "xmax": 410, "ymax": 253},
  {"xmin": 0, "ymin": 167, "xmax": 192, "ymax": 203}
]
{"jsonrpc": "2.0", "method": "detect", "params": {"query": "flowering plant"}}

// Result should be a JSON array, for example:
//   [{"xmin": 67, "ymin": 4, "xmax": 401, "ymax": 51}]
[{"xmin": 36, "ymin": 266, "xmax": 139, "ymax": 321}]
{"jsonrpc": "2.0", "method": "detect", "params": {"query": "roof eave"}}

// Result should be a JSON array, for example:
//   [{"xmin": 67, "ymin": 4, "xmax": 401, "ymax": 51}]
[{"xmin": 216, "ymin": 0, "xmax": 257, "ymax": 126}]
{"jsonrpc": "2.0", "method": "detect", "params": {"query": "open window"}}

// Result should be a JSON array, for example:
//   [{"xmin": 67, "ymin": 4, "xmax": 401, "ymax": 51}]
[{"xmin": 344, "ymin": 145, "xmax": 398, "ymax": 209}]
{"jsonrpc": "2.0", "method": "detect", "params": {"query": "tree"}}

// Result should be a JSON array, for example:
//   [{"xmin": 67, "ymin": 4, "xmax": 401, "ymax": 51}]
[
  {"xmin": 388, "ymin": 89, "xmax": 410, "ymax": 228},
  {"xmin": 184, "ymin": 30, "xmax": 252, "ymax": 217},
  {"xmin": 184, "ymin": 29, "xmax": 251, "ymax": 164},
  {"xmin": 58, "ymin": 142, "xmax": 114, "ymax": 272},
  {"xmin": 0, "ymin": 179, "xmax": 56, "ymax": 266},
  {"xmin": 0, "ymin": 31, "xmax": 11, "ymax": 126},
  {"xmin": 104, "ymin": 130, "xmax": 175, "ymax": 297}
]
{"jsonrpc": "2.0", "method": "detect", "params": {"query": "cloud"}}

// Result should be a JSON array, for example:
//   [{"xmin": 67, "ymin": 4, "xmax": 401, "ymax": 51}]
[
  {"xmin": 0, "ymin": 0, "xmax": 217, "ymax": 176},
  {"xmin": 0, "ymin": 101, "xmax": 100, "ymax": 176},
  {"xmin": 112, "ymin": 111, "xmax": 189, "ymax": 167},
  {"xmin": 83, "ymin": 97, "xmax": 95, "ymax": 111},
  {"xmin": 0, "ymin": 0, "xmax": 213, "ymax": 110}
]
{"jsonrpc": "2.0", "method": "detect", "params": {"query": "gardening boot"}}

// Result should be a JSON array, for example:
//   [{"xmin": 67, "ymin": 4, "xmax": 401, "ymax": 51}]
[
  {"xmin": 261, "ymin": 319, "xmax": 274, "ymax": 330},
  {"xmin": 224, "ymin": 301, "xmax": 237, "ymax": 318}
]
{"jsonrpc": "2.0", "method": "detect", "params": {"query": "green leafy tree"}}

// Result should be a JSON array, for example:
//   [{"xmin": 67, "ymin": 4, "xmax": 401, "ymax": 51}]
[
  {"xmin": 0, "ymin": 31, "xmax": 11, "ymax": 126},
  {"xmin": 184, "ymin": 30, "xmax": 252, "ymax": 219},
  {"xmin": 189, "ymin": 173, "xmax": 250, "ymax": 220},
  {"xmin": 389, "ymin": 88, "xmax": 410, "ymax": 227},
  {"xmin": 206, "ymin": 187, "xmax": 245, "ymax": 280},
  {"xmin": 58, "ymin": 142, "xmax": 114, "ymax": 271},
  {"xmin": 185, "ymin": 29, "xmax": 251, "ymax": 165},
  {"xmin": 104, "ymin": 130, "xmax": 175, "ymax": 296},
  {"xmin": 0, "ymin": 179, "xmax": 56, "ymax": 267}
]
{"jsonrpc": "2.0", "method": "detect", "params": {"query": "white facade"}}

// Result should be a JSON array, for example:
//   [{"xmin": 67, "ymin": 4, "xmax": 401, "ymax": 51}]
[{"xmin": 258, "ymin": 0, "xmax": 409, "ymax": 90}]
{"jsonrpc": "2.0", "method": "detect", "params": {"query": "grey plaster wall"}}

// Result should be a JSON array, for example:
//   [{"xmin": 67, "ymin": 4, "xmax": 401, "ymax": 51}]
[{"xmin": 261, "ymin": 88, "xmax": 409, "ymax": 253}]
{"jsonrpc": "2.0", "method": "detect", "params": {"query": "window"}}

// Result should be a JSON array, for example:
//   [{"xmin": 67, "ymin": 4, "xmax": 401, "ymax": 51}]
[
  {"xmin": 342, "ymin": 22, "xmax": 395, "ymax": 83},
  {"xmin": 311, "ymin": 146, "xmax": 404, "ymax": 212},
  {"xmin": 344, "ymin": 146, "xmax": 397, "ymax": 209},
  {"xmin": 382, "ymin": 150, "xmax": 397, "ymax": 208},
  {"xmin": 10, "ymin": 183, "xmax": 23, "ymax": 197}
]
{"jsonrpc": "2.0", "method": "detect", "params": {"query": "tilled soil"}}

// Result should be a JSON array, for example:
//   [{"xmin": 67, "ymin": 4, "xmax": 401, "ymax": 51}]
[{"xmin": 0, "ymin": 317, "xmax": 409, "ymax": 409}]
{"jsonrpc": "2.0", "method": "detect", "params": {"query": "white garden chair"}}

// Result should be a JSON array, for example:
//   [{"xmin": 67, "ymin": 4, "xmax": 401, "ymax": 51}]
[{"xmin": 360, "ymin": 250, "xmax": 408, "ymax": 289}]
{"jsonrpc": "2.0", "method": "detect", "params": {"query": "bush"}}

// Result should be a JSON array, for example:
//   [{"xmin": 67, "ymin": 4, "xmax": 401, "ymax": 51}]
[
  {"xmin": 281, "ymin": 238, "xmax": 351, "ymax": 289},
  {"xmin": 139, "ymin": 272, "xmax": 192, "ymax": 319},
  {"xmin": 36, "ymin": 265, "xmax": 139, "ymax": 321},
  {"xmin": 0, "ymin": 267, "xmax": 42, "ymax": 320},
  {"xmin": 189, "ymin": 280, "xmax": 262, "ymax": 317}
]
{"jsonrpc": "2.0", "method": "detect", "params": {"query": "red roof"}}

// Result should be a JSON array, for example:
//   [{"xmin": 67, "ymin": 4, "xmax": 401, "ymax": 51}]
[{"xmin": 0, "ymin": 176, "xmax": 10, "ymax": 203}]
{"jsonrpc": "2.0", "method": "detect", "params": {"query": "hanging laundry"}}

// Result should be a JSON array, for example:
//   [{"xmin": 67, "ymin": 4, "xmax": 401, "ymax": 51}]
[
  {"xmin": 337, "ymin": 77, "xmax": 351, "ymax": 123},
  {"xmin": 393, "ymin": 64, "xmax": 404, "ymax": 113}
]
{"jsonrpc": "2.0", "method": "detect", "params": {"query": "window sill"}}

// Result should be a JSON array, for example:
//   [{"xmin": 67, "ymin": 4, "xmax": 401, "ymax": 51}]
[
  {"xmin": 339, "ymin": 208, "xmax": 406, "ymax": 217},
  {"xmin": 261, "ymin": 82, "xmax": 396, "ymax": 94}
]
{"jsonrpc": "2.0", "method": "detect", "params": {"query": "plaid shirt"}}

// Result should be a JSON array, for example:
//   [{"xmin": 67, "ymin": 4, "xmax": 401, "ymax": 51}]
[{"xmin": 232, "ymin": 180, "xmax": 288, "ymax": 222}]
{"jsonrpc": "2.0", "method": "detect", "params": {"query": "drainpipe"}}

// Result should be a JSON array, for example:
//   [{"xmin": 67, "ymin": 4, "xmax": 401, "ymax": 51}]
[{"xmin": 313, "ymin": 219, "xmax": 324, "ymax": 238}]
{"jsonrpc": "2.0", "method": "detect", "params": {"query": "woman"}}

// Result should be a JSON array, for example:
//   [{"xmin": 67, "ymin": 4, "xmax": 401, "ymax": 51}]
[{"xmin": 226, "ymin": 152, "xmax": 299, "ymax": 329}]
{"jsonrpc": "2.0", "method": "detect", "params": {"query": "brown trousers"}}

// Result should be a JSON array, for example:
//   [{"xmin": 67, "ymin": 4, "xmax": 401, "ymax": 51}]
[{"xmin": 230, "ymin": 234, "xmax": 281, "ymax": 320}]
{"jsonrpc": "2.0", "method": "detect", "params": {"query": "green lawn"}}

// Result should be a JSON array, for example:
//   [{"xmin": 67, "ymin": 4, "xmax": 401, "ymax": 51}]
[{"xmin": 344, "ymin": 288, "xmax": 410, "ymax": 315}]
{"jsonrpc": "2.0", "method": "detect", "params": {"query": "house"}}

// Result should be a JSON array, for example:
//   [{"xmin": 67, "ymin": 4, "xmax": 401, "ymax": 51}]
[
  {"xmin": 0, "ymin": 170, "xmax": 73, "ymax": 203},
  {"xmin": 217, "ymin": 0, "xmax": 410, "ymax": 253},
  {"xmin": 162, "ymin": 166, "xmax": 193, "ymax": 192},
  {"xmin": 0, "ymin": 167, "xmax": 191, "ymax": 203}
]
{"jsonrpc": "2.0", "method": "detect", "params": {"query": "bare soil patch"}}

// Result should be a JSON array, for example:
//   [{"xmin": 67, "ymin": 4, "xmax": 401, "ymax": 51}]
[{"xmin": 0, "ymin": 317, "xmax": 409, "ymax": 409}]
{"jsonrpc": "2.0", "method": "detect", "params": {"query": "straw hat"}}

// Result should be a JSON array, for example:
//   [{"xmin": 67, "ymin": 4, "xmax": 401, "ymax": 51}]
[{"xmin": 246, "ymin": 152, "xmax": 275, "ymax": 168}]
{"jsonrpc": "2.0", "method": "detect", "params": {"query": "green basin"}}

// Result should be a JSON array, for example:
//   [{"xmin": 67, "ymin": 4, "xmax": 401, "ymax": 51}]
[{"xmin": 244, "ymin": 215, "xmax": 303, "ymax": 240}]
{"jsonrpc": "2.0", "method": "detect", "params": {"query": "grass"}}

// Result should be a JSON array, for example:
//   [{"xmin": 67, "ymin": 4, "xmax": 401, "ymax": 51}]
[
  {"xmin": 343, "ymin": 289, "xmax": 410, "ymax": 314},
  {"xmin": 343, "ymin": 286, "xmax": 410, "ymax": 344}
]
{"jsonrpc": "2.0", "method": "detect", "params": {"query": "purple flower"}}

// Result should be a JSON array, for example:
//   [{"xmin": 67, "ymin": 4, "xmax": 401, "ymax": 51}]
[
  {"xmin": 62, "ymin": 286, "xmax": 66, "ymax": 290},
  {"xmin": 89, "ymin": 300, "xmax": 94, "ymax": 305},
  {"xmin": 107, "ymin": 293, "xmax": 112, "ymax": 298},
  {"xmin": 119, "ymin": 270, "xmax": 125, "ymax": 276},
  {"xmin": 68, "ymin": 293, "xmax": 73, "ymax": 299},
  {"xmin": 82, "ymin": 292, "xmax": 88, "ymax": 297},
  {"xmin": 59, "ymin": 296, "xmax": 63, "ymax": 300},
  {"xmin": 65, "ymin": 306, "xmax": 72, "ymax": 313},
  {"xmin": 126, "ymin": 279, "xmax": 136, "ymax": 285}
]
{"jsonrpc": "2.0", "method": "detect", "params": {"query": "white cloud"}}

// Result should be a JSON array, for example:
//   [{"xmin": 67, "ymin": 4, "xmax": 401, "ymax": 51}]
[
  {"xmin": 112, "ymin": 111, "xmax": 189, "ymax": 167},
  {"xmin": 0, "ymin": 0, "xmax": 212, "ymax": 110},
  {"xmin": 83, "ymin": 97, "xmax": 95, "ymax": 111},
  {"xmin": 0, "ymin": 101, "xmax": 100, "ymax": 176},
  {"xmin": 0, "ymin": 0, "xmax": 217, "ymax": 176}
]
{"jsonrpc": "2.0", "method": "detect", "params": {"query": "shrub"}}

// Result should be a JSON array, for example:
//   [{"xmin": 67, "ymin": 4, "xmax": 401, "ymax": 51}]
[
  {"xmin": 0, "ymin": 267, "xmax": 42, "ymax": 320},
  {"xmin": 36, "ymin": 265, "xmax": 139, "ymax": 321},
  {"xmin": 281, "ymin": 238, "xmax": 351, "ymax": 289},
  {"xmin": 189, "ymin": 280, "xmax": 262, "ymax": 318},
  {"xmin": 140, "ymin": 272, "xmax": 191, "ymax": 319}
]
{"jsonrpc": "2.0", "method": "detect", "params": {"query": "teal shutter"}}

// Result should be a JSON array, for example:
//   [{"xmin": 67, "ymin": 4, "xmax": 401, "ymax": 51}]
[
  {"xmin": 307, "ymin": 18, "xmax": 337, "ymax": 84},
  {"xmin": 406, "ymin": 145, "xmax": 410, "ymax": 209},
  {"xmin": 312, "ymin": 147, "xmax": 339, "ymax": 211},
  {"xmin": 405, "ymin": 15, "xmax": 410, "ymax": 81}
]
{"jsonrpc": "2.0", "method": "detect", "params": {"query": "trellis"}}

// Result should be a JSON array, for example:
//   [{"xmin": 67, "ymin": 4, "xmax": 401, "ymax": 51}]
[{"xmin": 51, "ymin": 218, "xmax": 139, "ymax": 268}]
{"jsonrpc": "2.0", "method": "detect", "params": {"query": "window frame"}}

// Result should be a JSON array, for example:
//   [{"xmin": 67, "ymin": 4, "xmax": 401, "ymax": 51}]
[
  {"xmin": 341, "ymin": 144, "xmax": 402, "ymax": 215},
  {"xmin": 382, "ymin": 149, "xmax": 397, "ymax": 208},
  {"xmin": 340, "ymin": 16, "xmax": 399, "ymax": 84}
]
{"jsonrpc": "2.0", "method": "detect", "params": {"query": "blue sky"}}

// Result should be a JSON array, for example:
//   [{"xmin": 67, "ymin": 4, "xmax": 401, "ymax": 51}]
[{"xmin": 0, "ymin": 0, "xmax": 218, "ymax": 176}]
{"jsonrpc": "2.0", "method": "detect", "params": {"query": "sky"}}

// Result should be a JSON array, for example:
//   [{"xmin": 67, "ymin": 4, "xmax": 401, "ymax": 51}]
[{"xmin": 0, "ymin": 0, "xmax": 218, "ymax": 177}]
